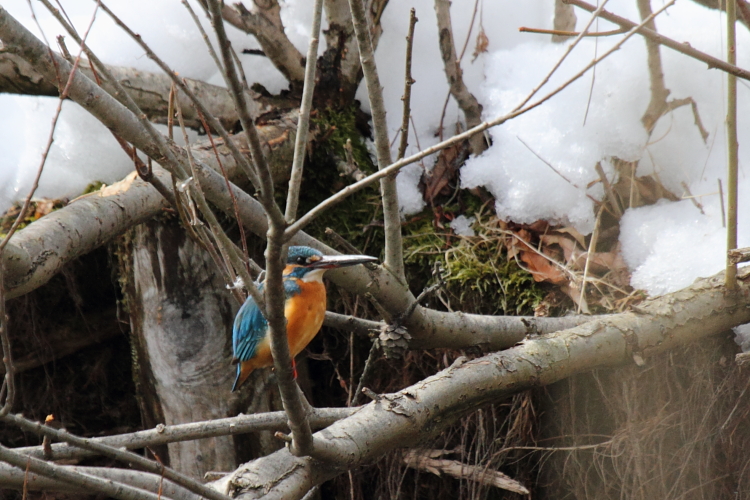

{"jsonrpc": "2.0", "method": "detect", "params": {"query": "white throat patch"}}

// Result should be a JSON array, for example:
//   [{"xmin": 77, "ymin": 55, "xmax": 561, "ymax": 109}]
[{"xmin": 301, "ymin": 268, "xmax": 326, "ymax": 283}]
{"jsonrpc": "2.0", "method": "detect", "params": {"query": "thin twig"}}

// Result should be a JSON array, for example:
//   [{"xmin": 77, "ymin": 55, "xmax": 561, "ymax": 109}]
[
  {"xmin": 726, "ymin": 0, "xmax": 739, "ymax": 289},
  {"xmin": 519, "ymin": 26, "xmax": 626, "ymax": 37},
  {"xmin": 286, "ymin": 0, "xmax": 675, "ymax": 239},
  {"xmin": 206, "ymin": 0, "xmax": 285, "ymax": 228},
  {"xmin": 347, "ymin": 0, "xmax": 405, "ymax": 282},
  {"xmin": 565, "ymin": 0, "xmax": 750, "ymax": 81},
  {"xmin": 16, "ymin": 407, "xmax": 356, "ymax": 462},
  {"xmin": 181, "ymin": 0, "xmax": 224, "ymax": 76},
  {"xmin": 174, "ymin": 98, "xmax": 264, "ymax": 313},
  {"xmin": 285, "ymin": 0, "xmax": 324, "ymax": 223},
  {"xmin": 397, "ymin": 9, "xmax": 418, "ymax": 161},
  {"xmin": 515, "ymin": 0, "xmax": 610, "ymax": 112},
  {"xmin": 96, "ymin": 0, "xmax": 261, "ymax": 189},
  {"xmin": 718, "ymin": 178, "xmax": 726, "ymax": 228}
]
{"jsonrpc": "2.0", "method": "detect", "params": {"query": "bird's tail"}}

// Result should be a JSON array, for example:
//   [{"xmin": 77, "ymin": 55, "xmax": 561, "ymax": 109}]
[{"xmin": 231, "ymin": 362, "xmax": 254, "ymax": 392}]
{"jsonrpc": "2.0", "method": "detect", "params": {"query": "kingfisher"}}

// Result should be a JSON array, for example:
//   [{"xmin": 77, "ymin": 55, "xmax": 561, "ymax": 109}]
[{"xmin": 231, "ymin": 246, "xmax": 377, "ymax": 392}]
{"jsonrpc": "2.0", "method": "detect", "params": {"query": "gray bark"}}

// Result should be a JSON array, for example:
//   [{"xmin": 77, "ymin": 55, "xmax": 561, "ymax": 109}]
[
  {"xmin": 215, "ymin": 268, "xmax": 750, "ymax": 500},
  {"xmin": 121, "ymin": 216, "xmax": 239, "ymax": 478},
  {"xmin": 0, "ymin": 464, "xmax": 202, "ymax": 500},
  {"xmin": 0, "ymin": 51, "xmax": 262, "ymax": 131}
]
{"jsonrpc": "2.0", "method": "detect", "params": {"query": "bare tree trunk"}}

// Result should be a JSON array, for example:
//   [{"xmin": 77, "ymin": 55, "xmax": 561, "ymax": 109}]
[{"xmin": 119, "ymin": 216, "xmax": 238, "ymax": 478}]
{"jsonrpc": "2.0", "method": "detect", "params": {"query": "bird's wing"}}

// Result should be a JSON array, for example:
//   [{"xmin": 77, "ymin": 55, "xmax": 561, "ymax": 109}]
[
  {"xmin": 232, "ymin": 292, "xmax": 268, "ymax": 362},
  {"xmin": 232, "ymin": 279, "xmax": 303, "ymax": 362}
]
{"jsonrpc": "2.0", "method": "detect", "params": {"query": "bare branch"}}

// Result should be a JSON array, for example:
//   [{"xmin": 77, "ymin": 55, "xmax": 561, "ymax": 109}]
[
  {"xmin": 346, "ymin": 0, "xmax": 405, "ymax": 282},
  {"xmin": 0, "ymin": 465, "xmax": 202, "ymax": 500},
  {"xmin": 206, "ymin": 0, "xmax": 285, "ymax": 228},
  {"xmin": 565, "ymin": 0, "xmax": 750, "ymax": 81},
  {"xmin": 14, "ymin": 407, "xmax": 356, "ymax": 462},
  {"xmin": 396, "ymin": 8, "xmax": 417, "ymax": 161},
  {"xmin": 434, "ymin": 0, "xmax": 485, "ymax": 155},
  {"xmin": 0, "ymin": 443, "xmax": 162, "ymax": 500},
  {"xmin": 0, "ymin": 51, "xmax": 256, "ymax": 131},
  {"xmin": 222, "ymin": 267, "xmax": 750, "ymax": 499},
  {"xmin": 209, "ymin": 0, "xmax": 306, "ymax": 85},
  {"xmin": 1, "ymin": 413, "xmax": 231, "ymax": 500},
  {"xmin": 285, "ymin": 0, "xmax": 324, "ymax": 223},
  {"xmin": 637, "ymin": 0, "xmax": 671, "ymax": 133},
  {"xmin": 263, "ymin": 230, "xmax": 316, "ymax": 457}
]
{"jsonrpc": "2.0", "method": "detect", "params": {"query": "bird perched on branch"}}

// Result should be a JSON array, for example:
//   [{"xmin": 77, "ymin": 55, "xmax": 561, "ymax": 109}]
[{"xmin": 231, "ymin": 246, "xmax": 377, "ymax": 392}]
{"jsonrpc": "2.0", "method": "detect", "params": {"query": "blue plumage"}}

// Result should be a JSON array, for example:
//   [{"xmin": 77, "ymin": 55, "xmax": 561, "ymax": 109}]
[
  {"xmin": 231, "ymin": 279, "xmax": 303, "ymax": 390},
  {"xmin": 230, "ymin": 246, "xmax": 377, "ymax": 392}
]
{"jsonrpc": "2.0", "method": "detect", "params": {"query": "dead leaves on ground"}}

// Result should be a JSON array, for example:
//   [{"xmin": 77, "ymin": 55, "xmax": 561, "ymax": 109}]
[{"xmin": 501, "ymin": 220, "xmax": 631, "ymax": 314}]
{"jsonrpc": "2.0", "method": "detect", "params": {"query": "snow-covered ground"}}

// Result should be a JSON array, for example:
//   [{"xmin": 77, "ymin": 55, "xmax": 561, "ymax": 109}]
[{"xmin": 0, "ymin": 0, "xmax": 747, "ymax": 296}]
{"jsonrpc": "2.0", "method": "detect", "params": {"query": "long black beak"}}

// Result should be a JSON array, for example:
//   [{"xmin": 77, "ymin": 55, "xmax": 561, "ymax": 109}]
[{"xmin": 307, "ymin": 254, "xmax": 378, "ymax": 269}]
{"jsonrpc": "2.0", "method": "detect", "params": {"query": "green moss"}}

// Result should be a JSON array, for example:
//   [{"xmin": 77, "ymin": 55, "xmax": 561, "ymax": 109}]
[
  {"xmin": 442, "ymin": 238, "xmax": 545, "ymax": 315},
  {"xmin": 0, "ymin": 198, "xmax": 67, "ymax": 238},
  {"xmin": 401, "ymin": 211, "xmax": 546, "ymax": 316},
  {"xmin": 277, "ymin": 105, "xmax": 384, "ymax": 256},
  {"xmin": 81, "ymin": 181, "xmax": 106, "ymax": 194}
]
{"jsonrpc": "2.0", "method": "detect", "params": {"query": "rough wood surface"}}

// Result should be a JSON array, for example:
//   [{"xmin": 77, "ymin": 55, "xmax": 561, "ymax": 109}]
[{"xmin": 126, "ymin": 218, "xmax": 238, "ymax": 478}]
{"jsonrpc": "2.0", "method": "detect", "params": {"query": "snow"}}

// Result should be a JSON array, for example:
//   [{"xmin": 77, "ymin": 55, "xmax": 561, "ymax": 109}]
[
  {"xmin": 1, "ymin": 0, "xmax": 748, "ymax": 297},
  {"xmin": 450, "ymin": 215, "xmax": 476, "ymax": 237}
]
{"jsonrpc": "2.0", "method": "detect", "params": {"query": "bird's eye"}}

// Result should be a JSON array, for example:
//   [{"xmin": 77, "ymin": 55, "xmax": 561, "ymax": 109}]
[{"xmin": 296, "ymin": 256, "xmax": 307, "ymax": 265}]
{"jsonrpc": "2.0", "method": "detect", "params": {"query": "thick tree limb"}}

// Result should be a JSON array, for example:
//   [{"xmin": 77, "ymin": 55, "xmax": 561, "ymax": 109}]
[
  {"xmin": 0, "ymin": 52, "xmax": 259, "ymax": 131},
  {"xmin": 217, "ymin": 268, "xmax": 750, "ymax": 500},
  {"xmin": 0, "ymin": 465, "xmax": 202, "ymax": 500},
  {"xmin": 2, "ymin": 413, "xmax": 231, "ymax": 500}
]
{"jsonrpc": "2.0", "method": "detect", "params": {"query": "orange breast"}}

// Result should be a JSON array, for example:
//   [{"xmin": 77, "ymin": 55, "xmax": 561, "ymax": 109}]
[{"xmin": 284, "ymin": 280, "xmax": 327, "ymax": 358}]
